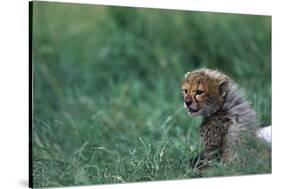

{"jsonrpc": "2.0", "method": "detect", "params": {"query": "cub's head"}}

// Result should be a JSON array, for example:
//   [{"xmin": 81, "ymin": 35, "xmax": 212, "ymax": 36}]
[{"xmin": 181, "ymin": 68, "xmax": 229, "ymax": 117}]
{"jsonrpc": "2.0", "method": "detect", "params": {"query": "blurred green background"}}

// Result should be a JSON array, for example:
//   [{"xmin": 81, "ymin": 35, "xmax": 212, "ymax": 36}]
[{"xmin": 31, "ymin": 1, "xmax": 271, "ymax": 187}]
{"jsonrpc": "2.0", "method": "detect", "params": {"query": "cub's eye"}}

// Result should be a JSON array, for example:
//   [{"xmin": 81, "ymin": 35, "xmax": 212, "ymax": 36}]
[
  {"xmin": 183, "ymin": 89, "xmax": 188, "ymax": 94},
  {"xmin": 195, "ymin": 90, "xmax": 204, "ymax": 95}
]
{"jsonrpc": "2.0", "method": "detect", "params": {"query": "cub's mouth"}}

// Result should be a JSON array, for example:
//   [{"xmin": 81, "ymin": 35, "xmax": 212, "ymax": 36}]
[
  {"xmin": 183, "ymin": 101, "xmax": 200, "ymax": 113},
  {"xmin": 188, "ymin": 107, "xmax": 199, "ymax": 113}
]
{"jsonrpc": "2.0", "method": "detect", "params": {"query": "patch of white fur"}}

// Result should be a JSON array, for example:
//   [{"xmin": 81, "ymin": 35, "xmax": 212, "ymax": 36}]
[{"xmin": 256, "ymin": 126, "xmax": 272, "ymax": 143}]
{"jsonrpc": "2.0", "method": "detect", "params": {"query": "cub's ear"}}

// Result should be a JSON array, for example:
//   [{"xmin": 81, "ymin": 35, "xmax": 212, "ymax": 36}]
[
  {"xmin": 184, "ymin": 72, "xmax": 190, "ymax": 79},
  {"xmin": 218, "ymin": 76, "xmax": 229, "ymax": 97}
]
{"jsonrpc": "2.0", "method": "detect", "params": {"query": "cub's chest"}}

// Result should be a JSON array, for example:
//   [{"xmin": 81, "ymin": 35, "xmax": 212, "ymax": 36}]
[{"xmin": 200, "ymin": 116, "xmax": 232, "ymax": 146}]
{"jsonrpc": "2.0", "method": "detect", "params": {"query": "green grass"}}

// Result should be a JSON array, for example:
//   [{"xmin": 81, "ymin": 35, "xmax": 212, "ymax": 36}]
[{"xmin": 31, "ymin": 1, "xmax": 271, "ymax": 188}]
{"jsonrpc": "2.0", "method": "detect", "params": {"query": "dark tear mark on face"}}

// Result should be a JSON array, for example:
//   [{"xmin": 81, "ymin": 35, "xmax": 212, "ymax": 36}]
[{"xmin": 193, "ymin": 81, "xmax": 200, "ymax": 102}]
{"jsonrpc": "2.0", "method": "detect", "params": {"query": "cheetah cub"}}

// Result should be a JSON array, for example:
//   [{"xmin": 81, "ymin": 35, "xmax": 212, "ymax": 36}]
[{"xmin": 181, "ymin": 68, "xmax": 256, "ymax": 166}]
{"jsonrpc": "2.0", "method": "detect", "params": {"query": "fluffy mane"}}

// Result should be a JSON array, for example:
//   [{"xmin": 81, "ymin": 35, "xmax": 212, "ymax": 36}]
[{"xmin": 220, "ymin": 81, "xmax": 256, "ymax": 131}]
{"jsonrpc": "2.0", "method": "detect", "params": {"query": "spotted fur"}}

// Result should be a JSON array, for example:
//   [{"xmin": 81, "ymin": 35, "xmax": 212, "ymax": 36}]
[{"xmin": 181, "ymin": 68, "xmax": 256, "ymax": 164}]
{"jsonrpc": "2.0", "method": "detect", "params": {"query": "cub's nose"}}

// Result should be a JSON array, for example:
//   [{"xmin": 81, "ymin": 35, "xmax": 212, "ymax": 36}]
[{"xmin": 185, "ymin": 100, "xmax": 192, "ymax": 107}]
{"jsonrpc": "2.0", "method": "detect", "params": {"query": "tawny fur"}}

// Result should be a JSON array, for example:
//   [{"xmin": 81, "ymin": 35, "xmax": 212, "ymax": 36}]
[{"xmin": 181, "ymin": 68, "xmax": 256, "ymax": 164}]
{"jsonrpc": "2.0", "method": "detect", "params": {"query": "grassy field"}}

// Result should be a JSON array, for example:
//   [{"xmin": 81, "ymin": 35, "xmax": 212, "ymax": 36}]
[{"xmin": 31, "ymin": 2, "xmax": 272, "ymax": 188}]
